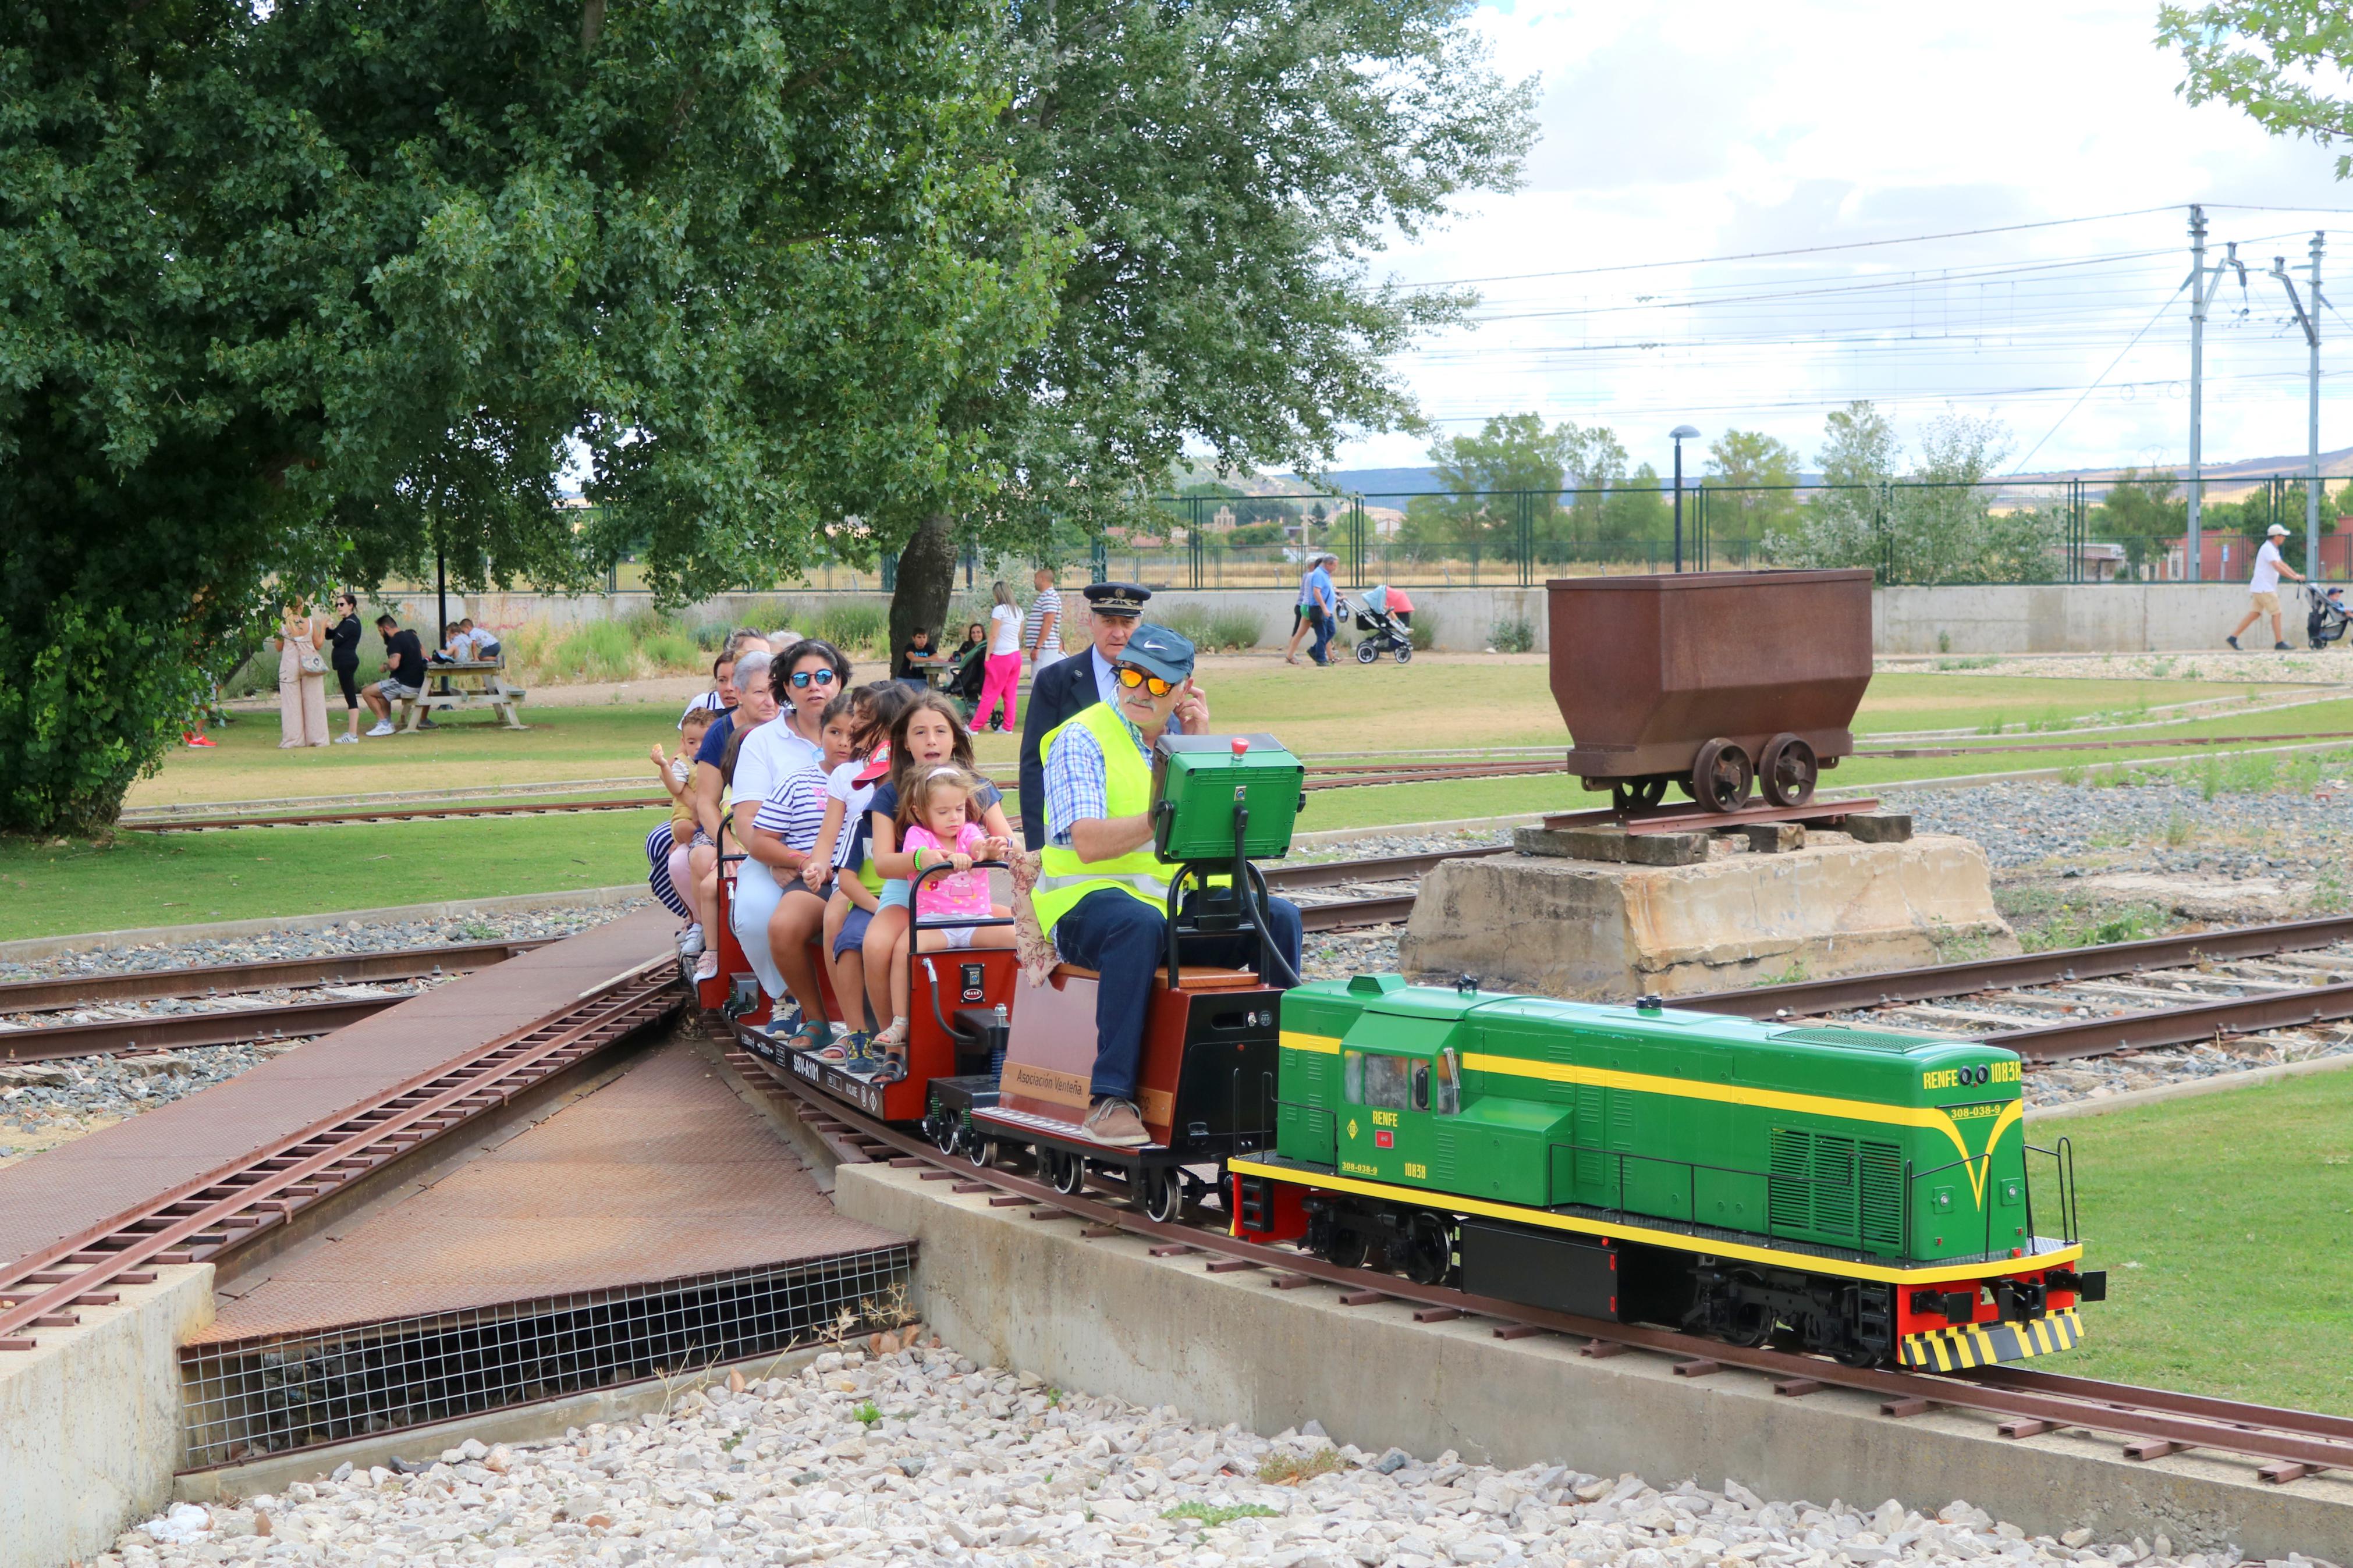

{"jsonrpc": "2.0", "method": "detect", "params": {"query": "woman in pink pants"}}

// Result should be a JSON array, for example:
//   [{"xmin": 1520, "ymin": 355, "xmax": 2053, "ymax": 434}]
[{"xmin": 976, "ymin": 581, "xmax": 1024, "ymax": 733}]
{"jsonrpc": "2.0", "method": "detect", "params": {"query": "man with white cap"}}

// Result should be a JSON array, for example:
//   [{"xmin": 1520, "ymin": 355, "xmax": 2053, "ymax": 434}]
[{"xmin": 2228, "ymin": 522, "xmax": 2304, "ymax": 652}]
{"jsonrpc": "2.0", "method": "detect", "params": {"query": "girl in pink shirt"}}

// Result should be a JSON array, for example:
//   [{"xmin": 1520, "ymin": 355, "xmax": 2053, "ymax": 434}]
[{"xmin": 870, "ymin": 764, "xmax": 1012, "ymax": 1078}]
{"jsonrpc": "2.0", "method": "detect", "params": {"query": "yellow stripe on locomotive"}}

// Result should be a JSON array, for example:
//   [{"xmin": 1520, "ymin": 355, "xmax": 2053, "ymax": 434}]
[{"xmin": 1256, "ymin": 973, "xmax": 2096, "ymax": 1368}]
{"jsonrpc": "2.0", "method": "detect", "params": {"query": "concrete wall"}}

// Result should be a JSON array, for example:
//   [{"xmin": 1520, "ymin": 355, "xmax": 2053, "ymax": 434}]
[
  {"xmin": 0, "ymin": 1263, "xmax": 214, "ymax": 1568},
  {"xmin": 372, "ymin": 581, "xmax": 2291, "ymax": 657},
  {"xmin": 838, "ymin": 1164, "xmax": 2353, "ymax": 1563}
]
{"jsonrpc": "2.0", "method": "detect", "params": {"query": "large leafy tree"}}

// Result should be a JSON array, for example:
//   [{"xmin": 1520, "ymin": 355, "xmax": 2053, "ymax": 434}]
[
  {"xmin": 1, "ymin": 0, "xmax": 1056, "ymax": 833},
  {"xmin": 883, "ymin": 0, "xmax": 1538, "ymax": 647},
  {"xmin": 2160, "ymin": 2, "xmax": 2353, "ymax": 175},
  {"xmin": 1704, "ymin": 429, "xmax": 1802, "ymax": 549}
]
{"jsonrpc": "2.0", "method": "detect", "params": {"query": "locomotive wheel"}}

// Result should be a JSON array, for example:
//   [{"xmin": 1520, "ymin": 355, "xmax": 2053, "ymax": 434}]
[
  {"xmin": 1690, "ymin": 738, "xmax": 1754, "ymax": 813},
  {"xmin": 1048, "ymin": 1150, "xmax": 1087, "ymax": 1196},
  {"xmin": 1394, "ymin": 644, "xmax": 1412, "ymax": 664},
  {"xmin": 1399, "ymin": 1212, "xmax": 1454, "ymax": 1286},
  {"xmin": 1355, "ymin": 639, "xmax": 1380, "ymax": 664},
  {"xmin": 1140, "ymin": 1167, "xmax": 1184, "ymax": 1224},
  {"xmin": 925, "ymin": 1104, "xmax": 960, "ymax": 1157},
  {"xmin": 1328, "ymin": 1228, "xmax": 1375, "ymax": 1271},
  {"xmin": 1757, "ymin": 733, "xmax": 1818, "ymax": 809},
  {"xmin": 1611, "ymin": 776, "xmax": 1669, "ymax": 815},
  {"xmin": 966, "ymin": 1135, "xmax": 999, "ymax": 1169}
]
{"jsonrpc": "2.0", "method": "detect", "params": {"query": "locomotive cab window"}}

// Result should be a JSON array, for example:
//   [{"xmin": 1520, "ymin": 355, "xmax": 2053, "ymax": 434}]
[
  {"xmin": 1435, "ymin": 1047, "xmax": 1461, "ymax": 1115},
  {"xmin": 1343, "ymin": 1051, "xmax": 1418, "ymax": 1112}
]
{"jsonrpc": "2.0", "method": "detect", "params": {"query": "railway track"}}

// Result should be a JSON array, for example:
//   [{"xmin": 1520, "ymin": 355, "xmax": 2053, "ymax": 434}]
[
  {"xmin": 730, "ymin": 1043, "xmax": 2353, "ymax": 1485},
  {"xmin": 0, "ymin": 940, "xmax": 548, "ymax": 1064},
  {"xmin": 1279, "ymin": 849, "xmax": 2353, "ymax": 1068},
  {"xmin": 0, "ymin": 962, "xmax": 684, "ymax": 1353}
]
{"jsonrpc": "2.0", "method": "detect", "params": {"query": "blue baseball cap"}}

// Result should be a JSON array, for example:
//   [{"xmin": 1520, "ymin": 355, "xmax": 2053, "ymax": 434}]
[{"xmin": 1118, "ymin": 623, "xmax": 1195, "ymax": 685}]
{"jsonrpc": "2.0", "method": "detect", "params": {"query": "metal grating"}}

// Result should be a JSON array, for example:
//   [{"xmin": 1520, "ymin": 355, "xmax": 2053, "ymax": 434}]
[{"xmin": 179, "ymin": 1245, "xmax": 912, "ymax": 1471}]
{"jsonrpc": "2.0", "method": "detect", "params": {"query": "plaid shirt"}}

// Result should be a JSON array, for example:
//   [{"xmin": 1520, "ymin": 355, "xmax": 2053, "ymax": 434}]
[{"xmin": 1043, "ymin": 709, "xmax": 1156, "ymax": 848}]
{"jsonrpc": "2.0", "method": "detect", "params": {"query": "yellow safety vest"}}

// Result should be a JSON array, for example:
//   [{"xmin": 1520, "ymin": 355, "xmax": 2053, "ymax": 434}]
[{"xmin": 1032, "ymin": 701, "xmax": 1173, "ymax": 937}]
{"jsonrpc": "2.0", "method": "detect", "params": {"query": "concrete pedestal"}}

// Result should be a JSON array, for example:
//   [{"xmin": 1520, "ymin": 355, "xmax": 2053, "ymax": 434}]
[{"xmin": 1397, "ymin": 831, "xmax": 2015, "ymax": 1001}]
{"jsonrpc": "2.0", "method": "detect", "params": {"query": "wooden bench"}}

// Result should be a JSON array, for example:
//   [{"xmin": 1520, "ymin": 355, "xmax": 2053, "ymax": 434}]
[{"xmin": 399, "ymin": 658, "xmax": 529, "ymax": 732}]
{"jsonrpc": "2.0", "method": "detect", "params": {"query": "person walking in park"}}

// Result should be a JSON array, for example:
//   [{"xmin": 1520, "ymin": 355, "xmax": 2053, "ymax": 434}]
[
  {"xmin": 975, "ymin": 581, "xmax": 1024, "ymax": 733},
  {"xmin": 1023, "ymin": 568, "xmax": 1063, "ymax": 675},
  {"xmin": 2229, "ymin": 522, "xmax": 2305, "ymax": 651},
  {"xmin": 276, "ymin": 600, "xmax": 331, "ymax": 748},
  {"xmin": 1304, "ymin": 553, "xmax": 1339, "ymax": 666},
  {"xmin": 1283, "ymin": 554, "xmax": 1318, "ymax": 664}
]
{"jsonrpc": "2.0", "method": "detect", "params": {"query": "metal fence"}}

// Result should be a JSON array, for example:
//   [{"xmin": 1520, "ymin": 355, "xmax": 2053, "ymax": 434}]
[
  {"xmin": 1128, "ymin": 475, "xmax": 2345, "ymax": 589},
  {"xmin": 383, "ymin": 476, "xmax": 2344, "ymax": 596}
]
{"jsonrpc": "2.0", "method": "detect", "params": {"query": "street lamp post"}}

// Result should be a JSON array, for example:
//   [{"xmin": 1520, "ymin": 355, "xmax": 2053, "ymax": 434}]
[{"xmin": 1670, "ymin": 425, "xmax": 1701, "ymax": 573}]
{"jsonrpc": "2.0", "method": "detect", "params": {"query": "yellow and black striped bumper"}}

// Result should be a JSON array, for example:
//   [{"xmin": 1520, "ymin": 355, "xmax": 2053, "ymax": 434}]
[{"xmin": 1898, "ymin": 1308, "xmax": 2081, "ymax": 1371}]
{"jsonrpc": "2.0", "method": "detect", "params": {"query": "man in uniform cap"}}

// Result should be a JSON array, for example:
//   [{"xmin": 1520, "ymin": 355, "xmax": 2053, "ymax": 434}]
[
  {"xmin": 1032, "ymin": 623, "xmax": 1305, "ymax": 1147},
  {"xmin": 1018, "ymin": 581, "xmax": 1163, "ymax": 848}
]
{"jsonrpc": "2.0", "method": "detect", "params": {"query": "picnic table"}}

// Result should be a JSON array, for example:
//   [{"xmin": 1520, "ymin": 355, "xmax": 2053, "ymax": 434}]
[{"xmin": 402, "ymin": 658, "xmax": 529, "ymax": 731}]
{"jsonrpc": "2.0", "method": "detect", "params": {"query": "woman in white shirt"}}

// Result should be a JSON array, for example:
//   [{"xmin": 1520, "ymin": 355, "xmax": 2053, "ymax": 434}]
[
  {"xmin": 975, "ymin": 581, "xmax": 1025, "ymax": 734},
  {"xmin": 729, "ymin": 638, "xmax": 850, "ymax": 1041}
]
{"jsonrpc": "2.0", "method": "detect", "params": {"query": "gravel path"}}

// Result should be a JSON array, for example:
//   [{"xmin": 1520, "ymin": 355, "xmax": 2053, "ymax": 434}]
[
  {"xmin": 111, "ymin": 1345, "xmax": 2241, "ymax": 1568},
  {"xmin": 1877, "ymin": 649, "xmax": 2353, "ymax": 684},
  {"xmin": 1877, "ymin": 778, "xmax": 2353, "ymax": 874}
]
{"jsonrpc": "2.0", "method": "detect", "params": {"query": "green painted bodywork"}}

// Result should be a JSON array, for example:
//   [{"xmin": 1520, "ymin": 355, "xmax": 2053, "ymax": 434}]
[{"xmin": 1275, "ymin": 976, "xmax": 2038, "ymax": 1264}]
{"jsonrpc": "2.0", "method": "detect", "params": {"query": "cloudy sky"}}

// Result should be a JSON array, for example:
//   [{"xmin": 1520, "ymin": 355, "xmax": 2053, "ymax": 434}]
[{"xmin": 1332, "ymin": 0, "xmax": 2353, "ymax": 483}]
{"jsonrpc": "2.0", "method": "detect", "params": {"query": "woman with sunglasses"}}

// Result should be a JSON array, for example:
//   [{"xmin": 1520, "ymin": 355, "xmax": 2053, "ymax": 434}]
[
  {"xmin": 325, "ymin": 593, "xmax": 365, "ymax": 742},
  {"xmin": 730, "ymin": 638, "xmax": 853, "ymax": 1036}
]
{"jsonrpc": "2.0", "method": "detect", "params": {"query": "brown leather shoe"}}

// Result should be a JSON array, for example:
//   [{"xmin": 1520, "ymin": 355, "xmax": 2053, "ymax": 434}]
[{"xmin": 1082, "ymin": 1097, "xmax": 1150, "ymax": 1147}]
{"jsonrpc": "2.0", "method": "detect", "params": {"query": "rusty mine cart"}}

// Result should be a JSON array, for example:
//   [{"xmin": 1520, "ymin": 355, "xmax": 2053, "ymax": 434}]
[{"xmin": 1547, "ymin": 568, "xmax": 1873, "ymax": 816}]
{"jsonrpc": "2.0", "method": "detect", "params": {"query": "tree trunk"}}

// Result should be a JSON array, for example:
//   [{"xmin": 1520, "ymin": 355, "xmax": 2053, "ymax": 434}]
[{"xmin": 889, "ymin": 511, "xmax": 959, "ymax": 666}]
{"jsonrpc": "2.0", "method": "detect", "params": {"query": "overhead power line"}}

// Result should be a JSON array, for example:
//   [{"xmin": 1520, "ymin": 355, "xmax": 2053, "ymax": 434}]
[{"xmin": 1404, "ymin": 206, "xmax": 2184, "ymax": 290}]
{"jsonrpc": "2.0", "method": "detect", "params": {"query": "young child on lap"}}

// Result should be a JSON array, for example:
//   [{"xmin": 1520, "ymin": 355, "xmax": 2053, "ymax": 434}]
[
  {"xmin": 654, "ymin": 707, "xmax": 717, "ymax": 975},
  {"xmin": 868, "ymin": 763, "xmax": 1012, "ymax": 1078}
]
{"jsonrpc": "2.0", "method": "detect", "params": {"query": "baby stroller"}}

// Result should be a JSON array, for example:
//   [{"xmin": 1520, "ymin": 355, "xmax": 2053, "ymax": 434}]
[
  {"xmin": 1346, "ymin": 587, "xmax": 1413, "ymax": 665},
  {"xmin": 2307, "ymin": 584, "xmax": 2349, "ymax": 650}
]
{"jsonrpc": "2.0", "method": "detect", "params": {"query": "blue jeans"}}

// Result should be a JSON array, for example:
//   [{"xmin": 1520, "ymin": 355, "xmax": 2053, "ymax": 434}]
[
  {"xmin": 1308, "ymin": 606, "xmax": 1334, "ymax": 665},
  {"xmin": 1050, "ymin": 888, "xmax": 1304, "ymax": 1101}
]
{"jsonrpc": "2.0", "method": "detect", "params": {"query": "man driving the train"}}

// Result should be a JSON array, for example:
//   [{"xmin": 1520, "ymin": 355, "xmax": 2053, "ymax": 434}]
[{"xmin": 1036, "ymin": 623, "xmax": 1305, "ymax": 1149}]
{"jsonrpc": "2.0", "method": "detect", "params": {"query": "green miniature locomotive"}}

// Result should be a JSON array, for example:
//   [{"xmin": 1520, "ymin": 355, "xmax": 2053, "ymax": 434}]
[{"xmin": 1231, "ymin": 976, "xmax": 2101, "ymax": 1370}]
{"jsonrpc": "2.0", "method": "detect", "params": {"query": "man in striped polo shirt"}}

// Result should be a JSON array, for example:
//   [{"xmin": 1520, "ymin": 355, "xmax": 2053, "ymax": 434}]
[{"xmin": 1022, "ymin": 568, "xmax": 1063, "ymax": 675}]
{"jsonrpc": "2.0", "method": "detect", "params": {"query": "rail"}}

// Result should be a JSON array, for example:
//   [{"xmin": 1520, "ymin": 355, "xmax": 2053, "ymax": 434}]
[{"xmin": 733, "ymin": 1043, "xmax": 2353, "ymax": 1482}]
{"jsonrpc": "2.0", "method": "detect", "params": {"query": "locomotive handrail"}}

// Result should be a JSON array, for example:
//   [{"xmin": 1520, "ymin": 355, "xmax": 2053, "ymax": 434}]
[{"xmin": 2022, "ymin": 1138, "xmax": 2080, "ymax": 1247}]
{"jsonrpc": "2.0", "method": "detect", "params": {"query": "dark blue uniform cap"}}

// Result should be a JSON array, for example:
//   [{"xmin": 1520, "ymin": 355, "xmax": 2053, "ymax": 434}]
[
  {"xmin": 1082, "ymin": 581, "xmax": 1152, "ymax": 617},
  {"xmin": 1118, "ymin": 623, "xmax": 1195, "ymax": 685}
]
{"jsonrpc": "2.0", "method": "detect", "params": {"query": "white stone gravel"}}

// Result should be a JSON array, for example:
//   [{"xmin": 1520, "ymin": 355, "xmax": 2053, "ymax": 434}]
[{"xmin": 106, "ymin": 1346, "xmax": 2262, "ymax": 1568}]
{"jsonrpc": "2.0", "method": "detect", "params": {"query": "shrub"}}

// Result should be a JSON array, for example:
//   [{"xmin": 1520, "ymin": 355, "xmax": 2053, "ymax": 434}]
[
  {"xmin": 1490, "ymin": 617, "xmax": 1536, "ymax": 654},
  {"xmin": 547, "ymin": 620, "xmax": 638, "ymax": 683},
  {"xmin": 1152, "ymin": 605, "xmax": 1262, "ymax": 651},
  {"xmin": 1406, "ymin": 609, "xmax": 1436, "ymax": 651},
  {"xmin": 807, "ymin": 600, "xmax": 889, "ymax": 653}
]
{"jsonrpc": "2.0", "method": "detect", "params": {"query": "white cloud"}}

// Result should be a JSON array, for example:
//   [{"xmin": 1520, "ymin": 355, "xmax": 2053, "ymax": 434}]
[{"xmin": 1335, "ymin": 0, "xmax": 2353, "ymax": 480}]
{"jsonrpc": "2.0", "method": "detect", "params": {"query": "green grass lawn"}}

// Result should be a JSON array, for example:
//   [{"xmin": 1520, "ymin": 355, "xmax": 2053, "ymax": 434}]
[
  {"xmin": 133, "ymin": 665, "xmax": 2319, "ymax": 810},
  {"xmin": 2050, "ymin": 1069, "xmax": 2353, "ymax": 1415},
  {"xmin": 0, "ymin": 810, "xmax": 665, "ymax": 938}
]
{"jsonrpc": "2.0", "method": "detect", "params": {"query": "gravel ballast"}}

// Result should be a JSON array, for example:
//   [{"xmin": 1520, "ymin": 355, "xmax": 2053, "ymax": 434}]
[{"xmin": 112, "ymin": 1345, "xmax": 2249, "ymax": 1568}]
